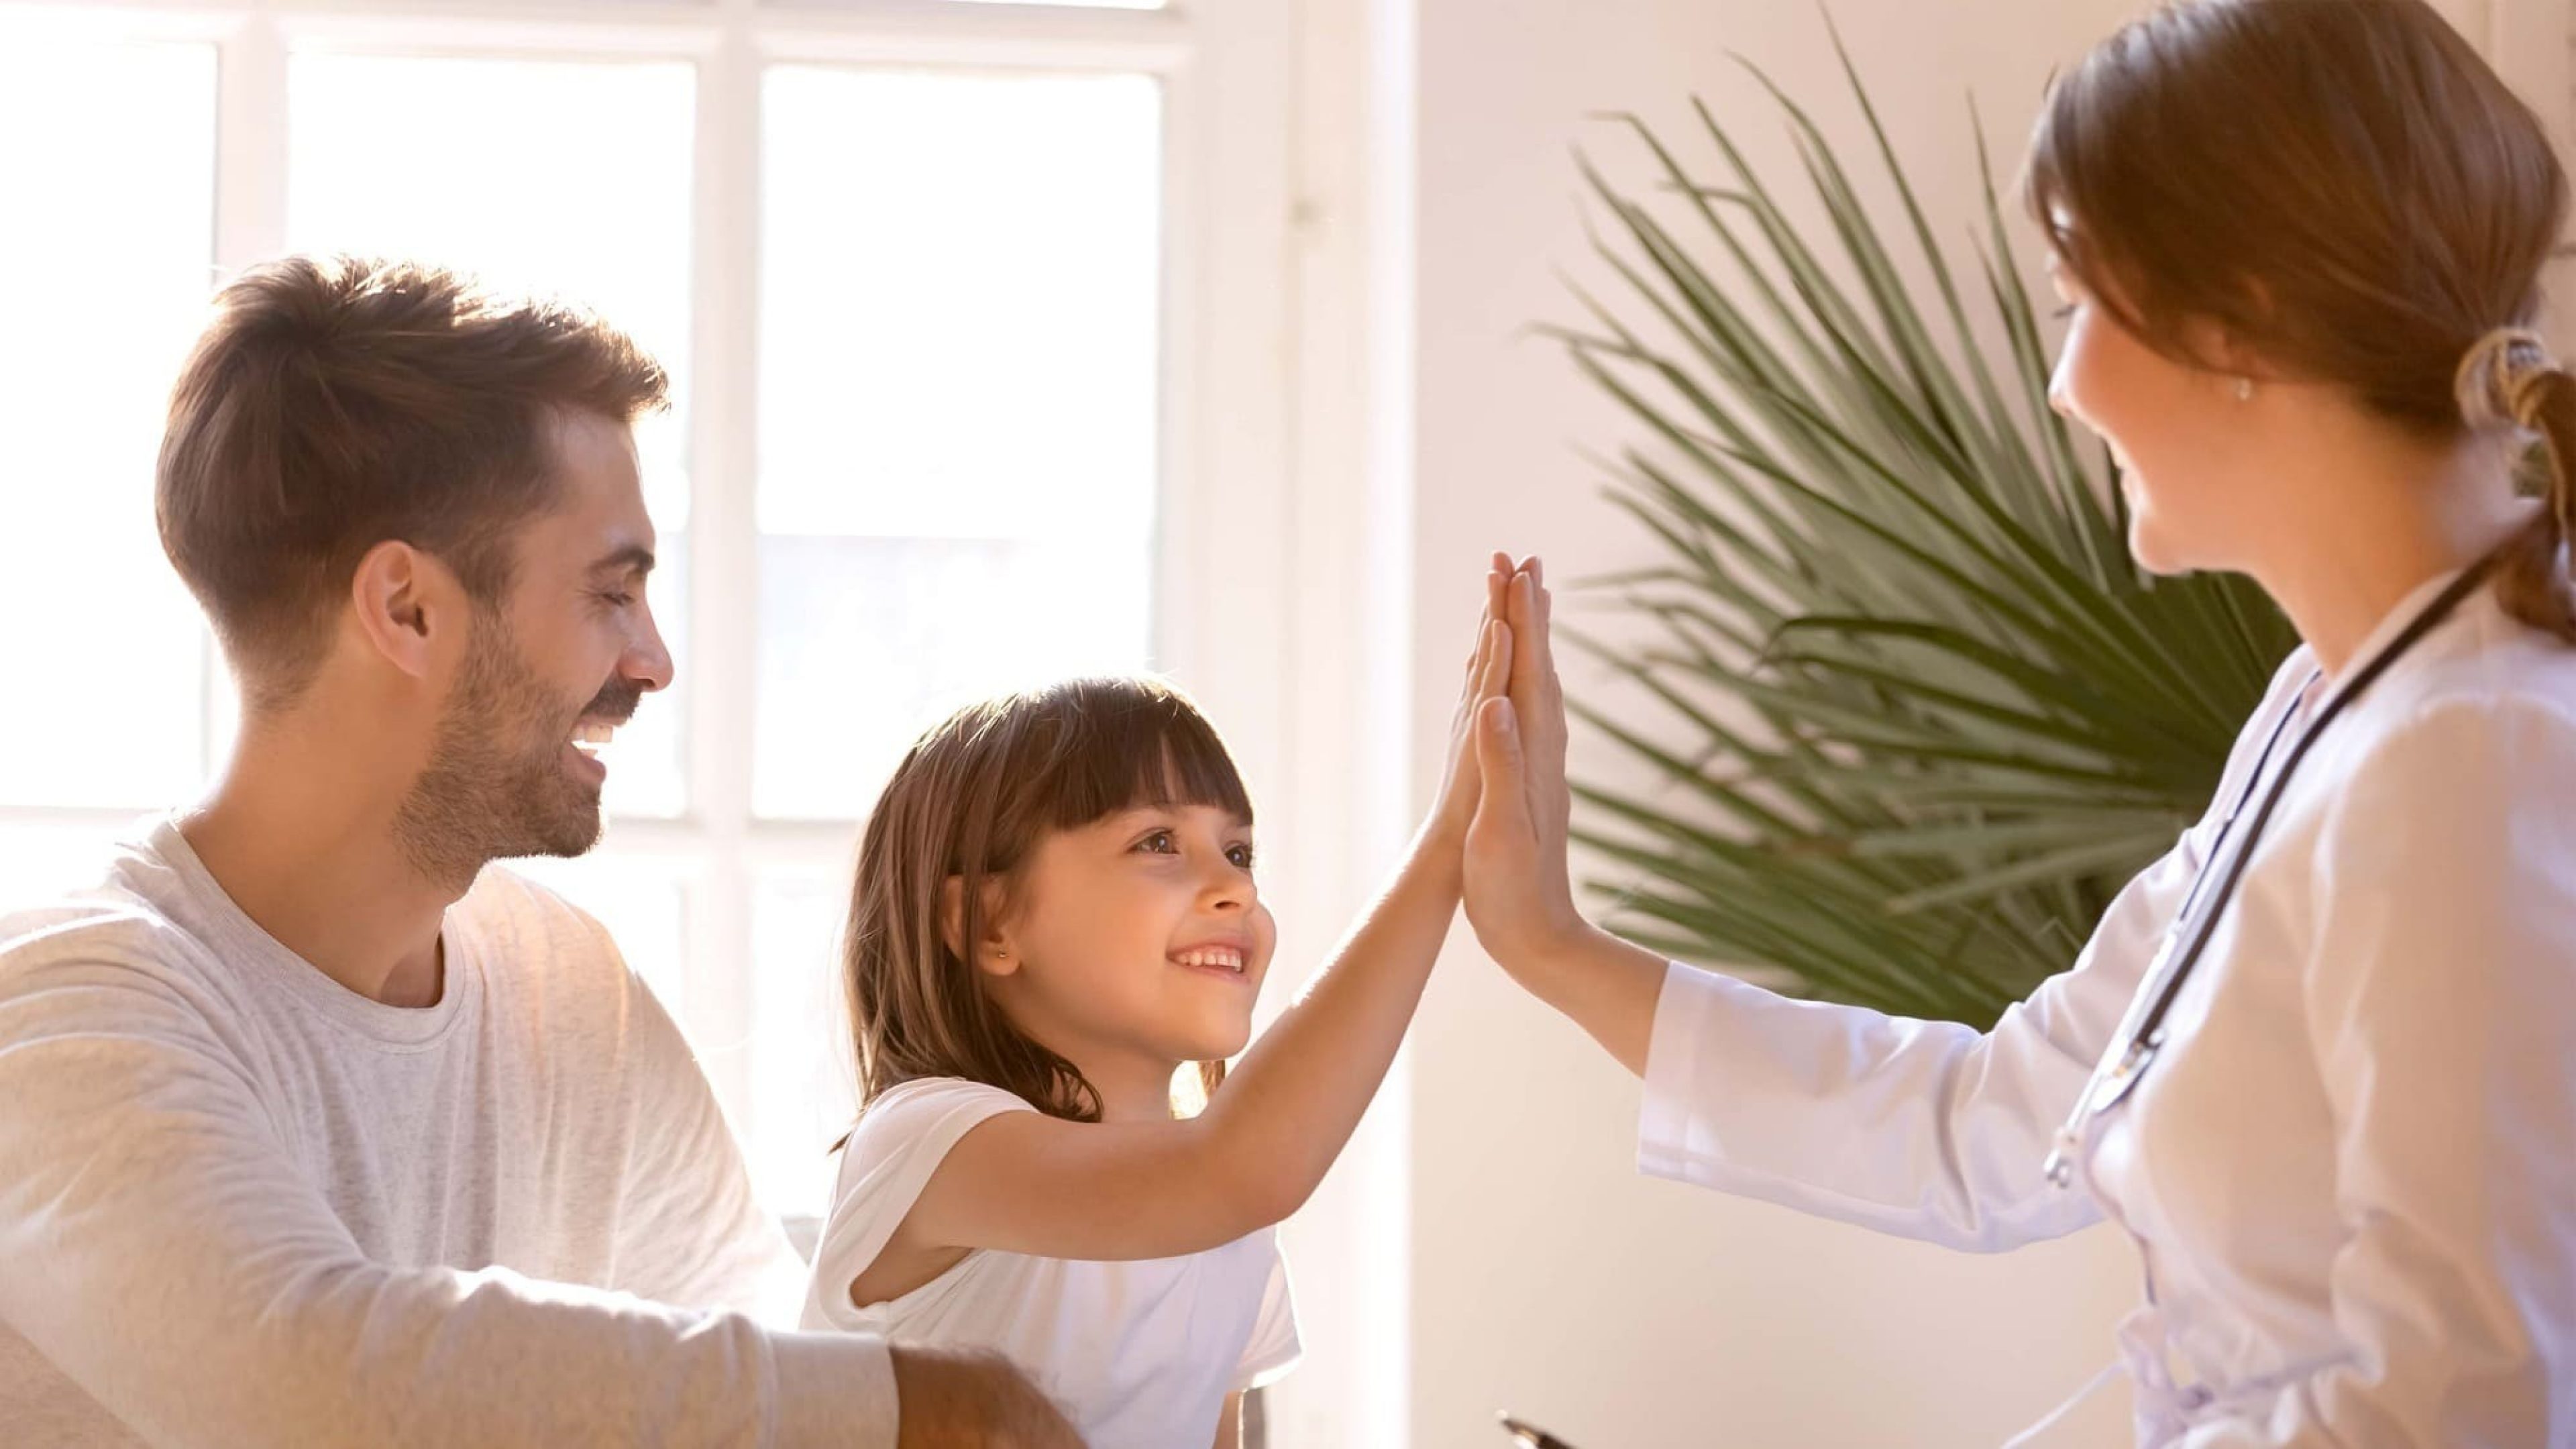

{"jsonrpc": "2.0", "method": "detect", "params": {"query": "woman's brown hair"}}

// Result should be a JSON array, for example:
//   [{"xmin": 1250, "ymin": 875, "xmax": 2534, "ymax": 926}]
[
  {"xmin": 839, "ymin": 677, "xmax": 1254, "ymax": 1136},
  {"xmin": 2027, "ymin": 0, "xmax": 2576, "ymax": 638}
]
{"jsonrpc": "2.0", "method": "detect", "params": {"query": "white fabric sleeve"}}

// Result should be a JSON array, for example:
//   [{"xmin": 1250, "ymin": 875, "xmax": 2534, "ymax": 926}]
[
  {"xmin": 1635, "ymin": 656, "xmax": 2320, "ymax": 1254},
  {"xmin": 0, "ymin": 936, "xmax": 898, "ymax": 1449},
  {"xmin": 804, "ymin": 1078, "xmax": 1036, "ymax": 1330},
  {"xmin": 2182, "ymin": 699, "xmax": 2576, "ymax": 1447},
  {"xmin": 588, "ymin": 915, "xmax": 810, "ymax": 1326},
  {"xmin": 1232, "ymin": 1233, "xmax": 1302, "ymax": 1391}
]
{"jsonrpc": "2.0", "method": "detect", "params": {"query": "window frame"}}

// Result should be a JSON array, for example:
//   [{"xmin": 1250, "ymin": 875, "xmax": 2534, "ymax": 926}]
[{"xmin": 0, "ymin": 0, "xmax": 1303, "ymax": 1185}]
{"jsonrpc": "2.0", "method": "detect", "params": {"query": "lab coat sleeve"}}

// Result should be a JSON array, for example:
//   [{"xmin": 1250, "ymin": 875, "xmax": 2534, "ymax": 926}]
[
  {"xmin": 1635, "ymin": 653, "xmax": 2318, "ymax": 1252},
  {"xmin": 2183, "ymin": 698, "xmax": 2576, "ymax": 1448},
  {"xmin": 1635, "ymin": 842, "xmax": 2178, "ymax": 1252}
]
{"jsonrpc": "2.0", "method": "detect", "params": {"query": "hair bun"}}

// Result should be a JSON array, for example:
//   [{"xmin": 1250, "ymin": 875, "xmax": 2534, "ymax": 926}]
[{"xmin": 2456, "ymin": 327, "xmax": 2557, "ymax": 431}]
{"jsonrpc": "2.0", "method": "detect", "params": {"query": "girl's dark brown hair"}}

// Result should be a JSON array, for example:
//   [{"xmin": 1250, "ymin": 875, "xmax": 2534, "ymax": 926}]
[
  {"xmin": 2027, "ymin": 0, "xmax": 2576, "ymax": 639},
  {"xmin": 839, "ymin": 677, "xmax": 1254, "ymax": 1136}
]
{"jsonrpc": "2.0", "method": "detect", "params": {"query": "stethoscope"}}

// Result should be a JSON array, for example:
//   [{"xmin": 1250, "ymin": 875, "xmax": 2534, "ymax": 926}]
[{"xmin": 2039, "ymin": 552, "xmax": 2503, "ymax": 1191}]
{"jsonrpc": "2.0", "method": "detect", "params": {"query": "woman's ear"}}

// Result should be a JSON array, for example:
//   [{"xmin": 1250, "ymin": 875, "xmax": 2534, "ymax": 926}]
[{"xmin": 941, "ymin": 874, "xmax": 1020, "ymax": 977}]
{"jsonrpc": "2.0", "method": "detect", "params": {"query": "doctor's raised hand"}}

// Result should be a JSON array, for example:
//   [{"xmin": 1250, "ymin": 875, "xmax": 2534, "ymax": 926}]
[{"xmin": 1459, "ymin": 554, "xmax": 1670, "ymax": 1077}]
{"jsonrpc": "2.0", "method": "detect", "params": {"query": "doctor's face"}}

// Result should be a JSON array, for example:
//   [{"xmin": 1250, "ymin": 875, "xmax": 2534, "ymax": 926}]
[{"xmin": 2045, "ymin": 255, "xmax": 2271, "ymax": 578}]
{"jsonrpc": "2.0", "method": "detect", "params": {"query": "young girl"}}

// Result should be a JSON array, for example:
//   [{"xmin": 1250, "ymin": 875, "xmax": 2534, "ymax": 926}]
[{"xmin": 800, "ymin": 569, "xmax": 1519, "ymax": 1447}]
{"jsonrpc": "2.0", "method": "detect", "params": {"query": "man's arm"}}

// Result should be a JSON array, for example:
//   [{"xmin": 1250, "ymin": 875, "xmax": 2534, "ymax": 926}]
[
  {"xmin": 894, "ymin": 1348, "xmax": 1086, "ymax": 1448},
  {"xmin": 0, "ymin": 940, "xmax": 1076, "ymax": 1447}
]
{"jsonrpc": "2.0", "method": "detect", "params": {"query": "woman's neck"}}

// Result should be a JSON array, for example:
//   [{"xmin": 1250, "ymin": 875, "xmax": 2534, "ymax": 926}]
[{"xmin": 2249, "ymin": 433, "xmax": 2532, "ymax": 677}]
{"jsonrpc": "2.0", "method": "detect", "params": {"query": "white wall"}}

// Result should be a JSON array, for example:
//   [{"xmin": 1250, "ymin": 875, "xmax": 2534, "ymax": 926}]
[{"xmin": 1399, "ymin": 3, "xmax": 2161, "ymax": 1445}]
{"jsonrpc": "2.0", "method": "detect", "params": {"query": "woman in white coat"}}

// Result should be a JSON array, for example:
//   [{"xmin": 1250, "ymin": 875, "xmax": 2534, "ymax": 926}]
[{"xmin": 1457, "ymin": 1, "xmax": 2576, "ymax": 1442}]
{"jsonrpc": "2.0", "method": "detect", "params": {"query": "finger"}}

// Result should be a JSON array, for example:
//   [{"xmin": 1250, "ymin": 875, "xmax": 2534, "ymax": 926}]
[
  {"xmin": 1460, "ymin": 569, "xmax": 1505, "ymax": 686},
  {"xmin": 1505, "ymin": 571, "xmax": 1544, "ymax": 706},
  {"xmin": 1477, "ymin": 619, "xmax": 1513, "ymax": 702},
  {"xmin": 1467, "ymin": 697, "xmax": 1532, "ymax": 845}
]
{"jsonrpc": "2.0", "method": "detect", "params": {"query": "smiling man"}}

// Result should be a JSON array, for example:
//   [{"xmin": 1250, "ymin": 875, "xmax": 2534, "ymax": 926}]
[{"xmin": 0, "ymin": 258, "xmax": 1077, "ymax": 1447}]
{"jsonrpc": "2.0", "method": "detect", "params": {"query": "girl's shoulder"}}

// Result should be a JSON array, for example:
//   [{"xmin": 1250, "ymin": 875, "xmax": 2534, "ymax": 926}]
[
  {"xmin": 841, "ymin": 1075, "xmax": 1038, "ymax": 1167},
  {"xmin": 804, "ymin": 1077, "xmax": 1040, "ymax": 1331}
]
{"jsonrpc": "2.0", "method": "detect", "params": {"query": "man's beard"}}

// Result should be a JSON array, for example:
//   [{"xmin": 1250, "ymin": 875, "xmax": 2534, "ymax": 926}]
[{"xmin": 392, "ymin": 616, "xmax": 639, "ymax": 891}]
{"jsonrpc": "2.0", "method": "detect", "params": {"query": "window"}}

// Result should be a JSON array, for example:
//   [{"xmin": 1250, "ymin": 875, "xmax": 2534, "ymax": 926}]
[{"xmin": 0, "ymin": 0, "xmax": 1299, "ymax": 1226}]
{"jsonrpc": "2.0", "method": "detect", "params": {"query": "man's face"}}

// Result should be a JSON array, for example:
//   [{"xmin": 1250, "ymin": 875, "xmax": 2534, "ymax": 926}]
[{"xmin": 392, "ymin": 411, "xmax": 673, "ymax": 885}]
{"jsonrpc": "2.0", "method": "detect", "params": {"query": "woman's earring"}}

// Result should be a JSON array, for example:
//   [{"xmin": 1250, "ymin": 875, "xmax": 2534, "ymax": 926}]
[{"xmin": 2232, "ymin": 376, "xmax": 2255, "ymax": 403}]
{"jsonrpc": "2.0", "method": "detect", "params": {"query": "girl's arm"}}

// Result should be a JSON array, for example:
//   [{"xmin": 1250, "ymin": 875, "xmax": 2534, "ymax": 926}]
[
  {"xmin": 1212, "ymin": 1393, "xmax": 1242, "ymax": 1449},
  {"xmin": 881, "ymin": 565, "xmax": 1517, "ymax": 1265}
]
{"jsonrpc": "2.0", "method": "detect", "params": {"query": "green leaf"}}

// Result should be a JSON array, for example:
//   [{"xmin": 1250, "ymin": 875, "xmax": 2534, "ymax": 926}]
[{"xmin": 1558, "ymin": 52, "xmax": 2292, "ymax": 1030}]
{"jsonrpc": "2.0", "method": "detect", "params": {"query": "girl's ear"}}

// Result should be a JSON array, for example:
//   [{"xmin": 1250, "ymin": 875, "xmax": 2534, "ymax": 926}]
[{"xmin": 941, "ymin": 874, "xmax": 1020, "ymax": 978}]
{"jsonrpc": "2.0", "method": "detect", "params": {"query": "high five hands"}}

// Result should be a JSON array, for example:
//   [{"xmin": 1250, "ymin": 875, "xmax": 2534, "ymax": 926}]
[{"xmin": 1454, "ymin": 552, "xmax": 1671, "ymax": 1075}]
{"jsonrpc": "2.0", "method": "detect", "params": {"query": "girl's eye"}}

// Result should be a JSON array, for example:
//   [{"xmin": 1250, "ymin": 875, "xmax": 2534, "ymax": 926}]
[
  {"xmin": 1227, "ymin": 844, "xmax": 1255, "ymax": 870},
  {"xmin": 1135, "ymin": 830, "xmax": 1178, "ymax": 855}
]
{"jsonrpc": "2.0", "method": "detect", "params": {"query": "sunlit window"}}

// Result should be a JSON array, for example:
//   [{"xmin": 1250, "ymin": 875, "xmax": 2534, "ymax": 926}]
[{"xmin": 0, "ymin": 6, "xmax": 1230, "ymax": 1224}]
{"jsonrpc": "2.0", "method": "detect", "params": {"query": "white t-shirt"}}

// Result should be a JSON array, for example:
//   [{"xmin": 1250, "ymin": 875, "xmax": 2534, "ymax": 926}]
[
  {"xmin": 801, "ymin": 1076, "xmax": 1301, "ymax": 1449},
  {"xmin": 0, "ymin": 818, "xmax": 897, "ymax": 1448}
]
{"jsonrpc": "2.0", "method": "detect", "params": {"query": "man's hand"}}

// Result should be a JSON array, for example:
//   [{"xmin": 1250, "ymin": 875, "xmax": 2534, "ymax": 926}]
[{"xmin": 890, "ymin": 1346, "xmax": 1085, "ymax": 1448}]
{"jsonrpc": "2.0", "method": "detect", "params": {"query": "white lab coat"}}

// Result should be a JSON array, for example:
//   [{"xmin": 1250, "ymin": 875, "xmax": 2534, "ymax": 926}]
[{"xmin": 1637, "ymin": 570, "xmax": 2576, "ymax": 1445}]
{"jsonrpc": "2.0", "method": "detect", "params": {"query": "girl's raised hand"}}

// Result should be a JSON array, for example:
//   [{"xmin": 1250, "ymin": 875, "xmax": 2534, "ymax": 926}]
[{"xmin": 1426, "ymin": 556, "xmax": 1516, "ymax": 847}]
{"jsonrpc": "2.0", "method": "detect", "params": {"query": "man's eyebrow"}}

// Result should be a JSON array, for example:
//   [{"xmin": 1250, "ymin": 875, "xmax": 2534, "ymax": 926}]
[{"xmin": 588, "ymin": 544, "xmax": 657, "ymax": 577}]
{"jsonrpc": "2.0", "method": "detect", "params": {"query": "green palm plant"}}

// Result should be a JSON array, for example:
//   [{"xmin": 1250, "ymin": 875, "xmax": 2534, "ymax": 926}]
[{"xmin": 1557, "ymin": 38, "xmax": 2298, "ymax": 1026}]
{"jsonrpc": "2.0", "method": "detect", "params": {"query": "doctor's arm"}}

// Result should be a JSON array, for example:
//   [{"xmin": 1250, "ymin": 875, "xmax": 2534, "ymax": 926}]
[
  {"xmin": 2184, "ymin": 700, "xmax": 2576, "ymax": 1447},
  {"xmin": 1460, "ymin": 560, "xmax": 2257, "ymax": 1252}
]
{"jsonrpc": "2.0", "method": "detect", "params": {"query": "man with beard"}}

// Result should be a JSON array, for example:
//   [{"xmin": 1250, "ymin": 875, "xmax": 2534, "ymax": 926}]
[{"xmin": 0, "ymin": 257, "xmax": 1079, "ymax": 1447}]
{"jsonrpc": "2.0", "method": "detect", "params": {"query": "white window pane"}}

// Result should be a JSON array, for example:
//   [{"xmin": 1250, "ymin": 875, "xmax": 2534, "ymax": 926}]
[
  {"xmin": 750, "ymin": 873, "xmax": 857, "ymax": 1216},
  {"xmin": 752, "ymin": 536, "xmax": 1152, "ymax": 818},
  {"xmin": 760, "ymin": 68, "xmax": 1159, "ymax": 539},
  {"xmin": 0, "ymin": 40, "xmax": 217, "ymax": 808},
  {"xmin": 757, "ymin": 68, "xmax": 1161, "ymax": 818},
  {"xmin": 288, "ymin": 54, "xmax": 697, "ymax": 819},
  {"xmin": 504, "ymin": 853, "xmax": 690, "ymax": 1015},
  {"xmin": 0, "ymin": 822, "xmax": 142, "ymax": 909}
]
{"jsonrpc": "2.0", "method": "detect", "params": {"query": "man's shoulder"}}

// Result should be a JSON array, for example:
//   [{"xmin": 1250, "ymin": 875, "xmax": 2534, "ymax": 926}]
[
  {"xmin": 453, "ymin": 865, "xmax": 671, "ymax": 1020},
  {"xmin": 0, "ymin": 881, "xmax": 201, "ymax": 984},
  {"xmin": 455, "ymin": 866, "xmax": 618, "ymax": 962}
]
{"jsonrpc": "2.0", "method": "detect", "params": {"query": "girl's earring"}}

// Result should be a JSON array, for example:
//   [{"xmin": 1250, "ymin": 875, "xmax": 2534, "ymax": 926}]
[{"xmin": 2233, "ymin": 376, "xmax": 2255, "ymax": 403}]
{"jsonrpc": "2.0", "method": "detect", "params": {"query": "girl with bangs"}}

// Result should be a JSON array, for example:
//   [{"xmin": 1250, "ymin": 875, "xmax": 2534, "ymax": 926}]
[{"xmin": 801, "ymin": 566, "xmax": 1525, "ymax": 1448}]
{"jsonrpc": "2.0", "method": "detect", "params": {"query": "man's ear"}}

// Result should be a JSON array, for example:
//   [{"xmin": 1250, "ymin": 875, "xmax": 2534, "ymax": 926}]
[
  {"xmin": 941, "ymin": 875, "xmax": 1020, "ymax": 978},
  {"xmin": 348, "ymin": 540, "xmax": 463, "ymax": 681}
]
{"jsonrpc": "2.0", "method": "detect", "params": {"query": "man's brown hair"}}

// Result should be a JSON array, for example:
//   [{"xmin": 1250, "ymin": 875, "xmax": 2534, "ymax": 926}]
[{"xmin": 155, "ymin": 255, "xmax": 669, "ymax": 710}]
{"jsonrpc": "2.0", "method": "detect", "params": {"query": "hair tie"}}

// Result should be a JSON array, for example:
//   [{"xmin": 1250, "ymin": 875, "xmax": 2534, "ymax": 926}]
[{"xmin": 2456, "ymin": 327, "xmax": 2556, "ymax": 431}]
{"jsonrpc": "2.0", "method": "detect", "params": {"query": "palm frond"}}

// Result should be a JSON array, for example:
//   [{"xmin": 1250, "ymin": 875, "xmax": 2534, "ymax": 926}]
[{"xmin": 1565, "ymin": 51, "xmax": 2298, "ymax": 1026}]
